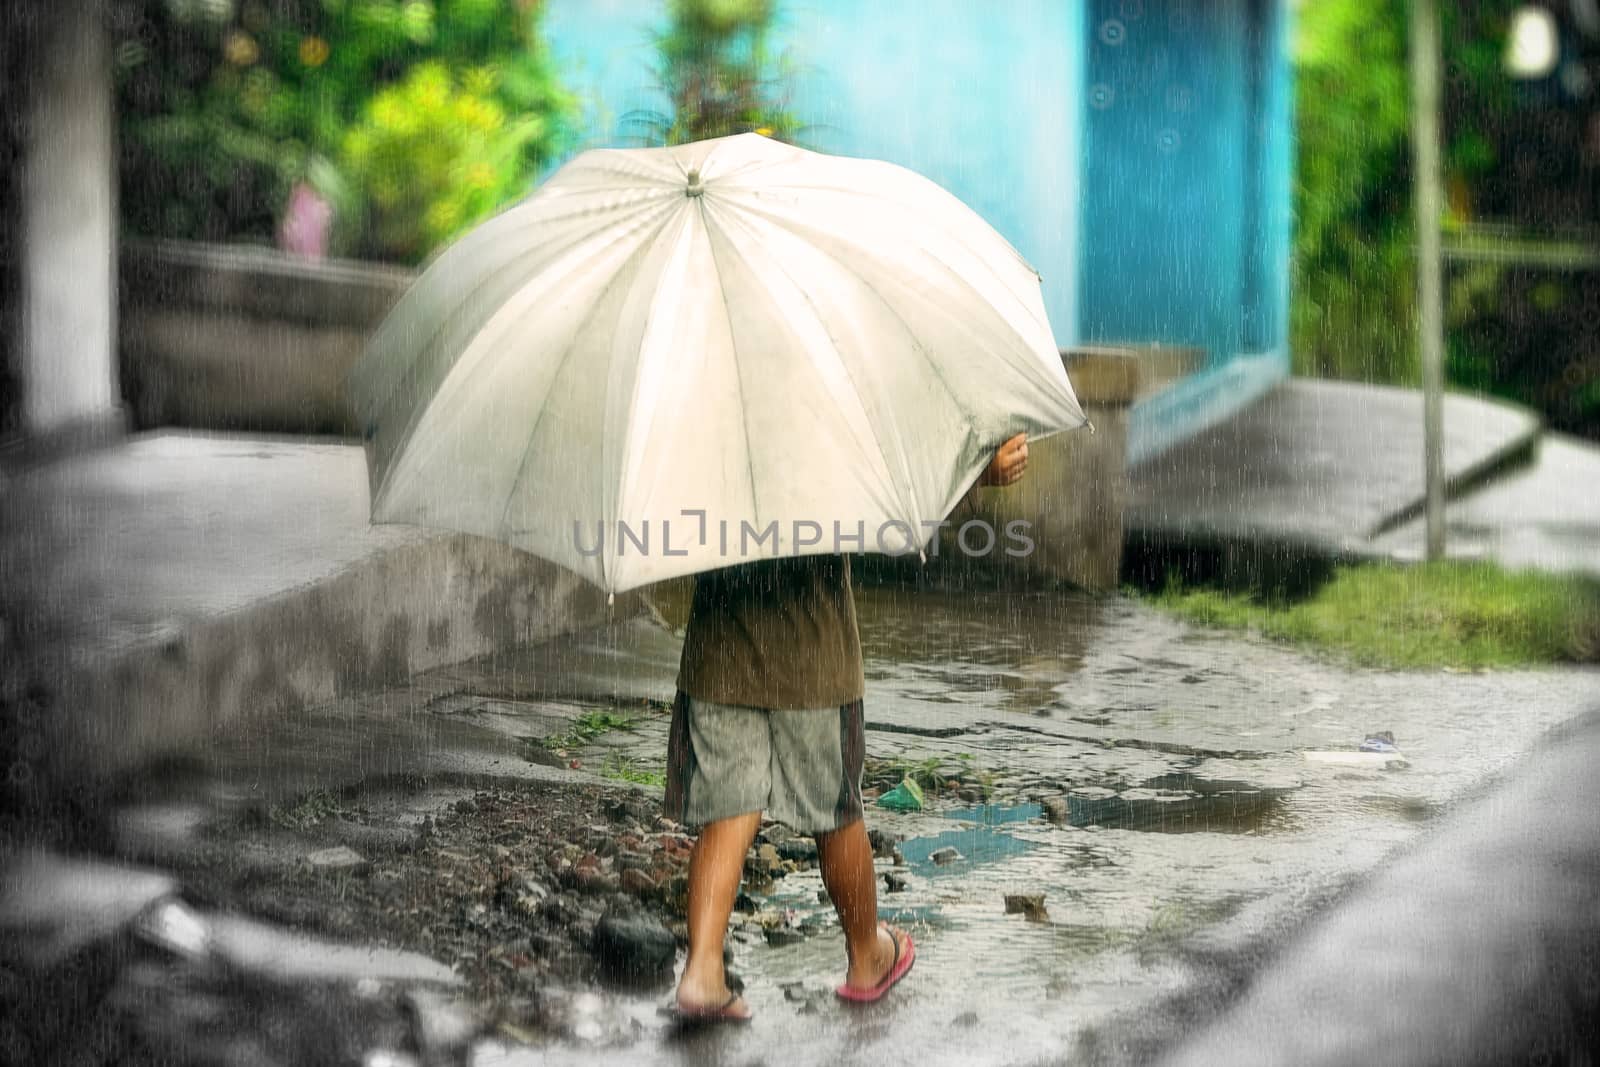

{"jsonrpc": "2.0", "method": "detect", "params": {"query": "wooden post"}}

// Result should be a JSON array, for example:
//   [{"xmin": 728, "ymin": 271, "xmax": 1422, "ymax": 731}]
[{"xmin": 1411, "ymin": 0, "xmax": 1446, "ymax": 560}]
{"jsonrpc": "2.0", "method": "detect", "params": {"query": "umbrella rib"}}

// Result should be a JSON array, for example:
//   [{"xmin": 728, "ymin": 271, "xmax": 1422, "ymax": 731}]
[
  {"xmin": 696, "ymin": 209, "xmax": 765, "ymax": 543},
  {"xmin": 492, "ymin": 207, "xmax": 688, "ymax": 558},
  {"xmin": 719, "ymin": 179, "xmax": 1047, "ymax": 311},
  {"xmin": 735, "ymin": 199, "xmax": 1075, "ymax": 422},
  {"xmin": 732, "ymin": 206, "xmax": 978, "ymax": 436},
  {"xmin": 362, "ymin": 203, "xmax": 681, "ymax": 510},
  {"xmin": 723, "ymin": 189, "xmax": 1054, "ymax": 359},
  {"xmin": 704, "ymin": 206, "xmax": 914, "ymax": 527}
]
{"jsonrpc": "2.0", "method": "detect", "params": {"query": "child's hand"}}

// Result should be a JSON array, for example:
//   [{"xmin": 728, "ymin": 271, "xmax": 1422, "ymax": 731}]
[{"xmin": 978, "ymin": 432, "xmax": 1028, "ymax": 487}]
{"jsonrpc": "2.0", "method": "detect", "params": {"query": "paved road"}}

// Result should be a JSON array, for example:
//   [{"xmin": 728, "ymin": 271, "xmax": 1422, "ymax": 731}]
[{"xmin": 1129, "ymin": 710, "xmax": 1600, "ymax": 1066}]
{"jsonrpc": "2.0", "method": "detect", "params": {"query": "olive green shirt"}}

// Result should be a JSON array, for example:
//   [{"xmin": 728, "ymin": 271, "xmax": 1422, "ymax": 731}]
[{"xmin": 675, "ymin": 553, "xmax": 866, "ymax": 710}]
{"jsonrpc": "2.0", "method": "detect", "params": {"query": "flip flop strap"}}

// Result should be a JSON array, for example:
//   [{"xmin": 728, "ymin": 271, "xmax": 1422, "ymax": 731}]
[{"xmin": 880, "ymin": 923, "xmax": 902, "ymax": 983}]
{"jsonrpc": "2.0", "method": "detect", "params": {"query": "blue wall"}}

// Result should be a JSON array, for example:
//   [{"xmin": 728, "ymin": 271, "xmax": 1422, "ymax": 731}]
[
  {"xmin": 1078, "ymin": 0, "xmax": 1295, "ymax": 461},
  {"xmin": 541, "ymin": 1, "xmax": 1294, "ymax": 463},
  {"xmin": 543, "ymin": 0, "xmax": 1085, "ymax": 349}
]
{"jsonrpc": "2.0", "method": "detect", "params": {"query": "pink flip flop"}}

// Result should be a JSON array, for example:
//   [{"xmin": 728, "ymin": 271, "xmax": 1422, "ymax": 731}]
[
  {"xmin": 664, "ymin": 991, "xmax": 754, "ymax": 1026},
  {"xmin": 836, "ymin": 924, "xmax": 915, "ymax": 1003}
]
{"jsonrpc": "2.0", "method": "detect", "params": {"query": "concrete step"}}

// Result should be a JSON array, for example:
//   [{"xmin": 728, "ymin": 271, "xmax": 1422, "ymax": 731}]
[
  {"xmin": 2, "ymin": 431, "xmax": 640, "ymax": 788},
  {"xmin": 1123, "ymin": 378, "xmax": 1546, "ymax": 581}
]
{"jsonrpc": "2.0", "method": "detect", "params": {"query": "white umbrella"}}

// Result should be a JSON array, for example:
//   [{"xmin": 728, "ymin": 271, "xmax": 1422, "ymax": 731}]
[{"xmin": 347, "ymin": 132, "xmax": 1088, "ymax": 599}]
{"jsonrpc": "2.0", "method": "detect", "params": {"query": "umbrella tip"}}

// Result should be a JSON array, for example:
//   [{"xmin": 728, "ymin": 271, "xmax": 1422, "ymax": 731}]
[
  {"xmin": 919, "ymin": 548, "xmax": 927, "ymax": 565},
  {"xmin": 685, "ymin": 169, "xmax": 704, "ymax": 198},
  {"xmin": 607, "ymin": 592, "xmax": 615, "ymax": 608}
]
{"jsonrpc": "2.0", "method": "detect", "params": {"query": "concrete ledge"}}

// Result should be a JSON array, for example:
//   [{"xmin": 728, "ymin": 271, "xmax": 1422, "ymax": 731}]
[
  {"xmin": 1124, "ymin": 379, "xmax": 1544, "ymax": 582},
  {"xmin": 928, "ymin": 346, "xmax": 1160, "ymax": 592},
  {"xmin": 4, "ymin": 432, "xmax": 641, "ymax": 786},
  {"xmin": 118, "ymin": 240, "xmax": 414, "ymax": 434}
]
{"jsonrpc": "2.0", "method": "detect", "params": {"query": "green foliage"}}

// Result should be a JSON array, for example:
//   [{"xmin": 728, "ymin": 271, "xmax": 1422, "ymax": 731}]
[
  {"xmin": 599, "ymin": 753, "xmax": 668, "ymax": 788},
  {"xmin": 266, "ymin": 788, "xmax": 341, "ymax": 831},
  {"xmin": 1291, "ymin": 0, "xmax": 1525, "ymax": 386},
  {"xmin": 865, "ymin": 752, "xmax": 991, "ymax": 799},
  {"xmin": 535, "ymin": 710, "xmax": 641, "ymax": 754},
  {"xmin": 340, "ymin": 60, "xmax": 558, "ymax": 259},
  {"xmin": 113, "ymin": 0, "xmax": 573, "ymax": 262},
  {"xmin": 1142, "ymin": 562, "xmax": 1600, "ymax": 669},
  {"xmin": 620, "ymin": 0, "xmax": 804, "ymax": 147},
  {"xmin": 1290, "ymin": 0, "xmax": 1416, "ymax": 384}
]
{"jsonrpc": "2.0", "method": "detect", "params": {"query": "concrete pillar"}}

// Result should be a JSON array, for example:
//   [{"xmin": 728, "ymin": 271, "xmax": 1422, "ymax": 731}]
[
  {"xmin": 949, "ymin": 346, "xmax": 1195, "ymax": 592},
  {"xmin": 18, "ymin": 0, "xmax": 122, "ymax": 441}
]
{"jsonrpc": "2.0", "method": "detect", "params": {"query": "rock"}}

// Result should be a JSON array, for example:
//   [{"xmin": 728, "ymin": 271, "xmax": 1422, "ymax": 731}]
[
  {"xmin": 133, "ymin": 897, "xmax": 211, "ymax": 963},
  {"xmin": 750, "ymin": 909, "xmax": 786, "ymax": 930},
  {"xmin": 817, "ymin": 889, "xmax": 832, "ymax": 905},
  {"xmin": 662, "ymin": 875, "xmax": 690, "ymax": 913},
  {"xmin": 537, "ymin": 894, "xmax": 581, "ymax": 927},
  {"xmin": 776, "ymin": 838, "xmax": 818, "ymax": 864},
  {"xmin": 592, "ymin": 913, "xmax": 677, "ymax": 988},
  {"xmin": 303, "ymin": 846, "xmax": 368, "ymax": 875},
  {"xmin": 868, "ymin": 829, "xmax": 898, "ymax": 858},
  {"xmin": 497, "ymin": 875, "xmax": 550, "ymax": 918},
  {"xmin": 759, "ymin": 823, "xmax": 794, "ymax": 845},
  {"xmin": 883, "ymin": 872, "xmax": 908, "ymax": 893},
  {"xmin": 605, "ymin": 794, "xmax": 654, "ymax": 824},
  {"xmin": 401, "ymin": 989, "xmax": 480, "ymax": 1064},
  {"xmin": 744, "ymin": 843, "xmax": 783, "ymax": 881},
  {"xmin": 957, "ymin": 788, "xmax": 980, "ymax": 802},
  {"xmin": 615, "ymin": 851, "xmax": 653, "ymax": 874},
  {"xmin": 892, "ymin": 848, "xmax": 906, "ymax": 867},
  {"xmin": 764, "ymin": 927, "xmax": 805, "ymax": 947},
  {"xmin": 620, "ymin": 869, "xmax": 657, "ymax": 898},
  {"xmin": 733, "ymin": 891, "xmax": 758, "ymax": 913},
  {"xmin": 574, "ymin": 868, "xmax": 619, "ymax": 895},
  {"xmin": 1004, "ymin": 894, "xmax": 1049, "ymax": 922},
  {"xmin": 1040, "ymin": 796, "xmax": 1070, "ymax": 824},
  {"xmin": 930, "ymin": 847, "xmax": 963, "ymax": 866}
]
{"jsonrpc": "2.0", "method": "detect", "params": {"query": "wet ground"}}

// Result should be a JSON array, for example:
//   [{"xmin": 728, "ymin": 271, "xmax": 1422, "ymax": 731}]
[{"xmin": 5, "ymin": 584, "xmax": 1598, "ymax": 1065}]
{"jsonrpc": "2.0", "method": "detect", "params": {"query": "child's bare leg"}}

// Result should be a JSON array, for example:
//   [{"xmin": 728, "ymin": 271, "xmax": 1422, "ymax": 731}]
[
  {"xmin": 676, "ymin": 810, "xmax": 762, "ymax": 1014},
  {"xmin": 816, "ymin": 817, "xmax": 909, "ymax": 989}
]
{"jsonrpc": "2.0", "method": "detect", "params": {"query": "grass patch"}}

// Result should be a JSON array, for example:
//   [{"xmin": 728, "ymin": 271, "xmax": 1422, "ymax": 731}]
[
  {"xmin": 534, "ymin": 710, "xmax": 641, "ymax": 754},
  {"xmin": 864, "ymin": 752, "xmax": 994, "ymax": 798},
  {"xmin": 265, "ymin": 789, "xmax": 341, "ymax": 831},
  {"xmin": 598, "ymin": 753, "xmax": 667, "ymax": 788},
  {"xmin": 1141, "ymin": 561, "xmax": 1600, "ymax": 669}
]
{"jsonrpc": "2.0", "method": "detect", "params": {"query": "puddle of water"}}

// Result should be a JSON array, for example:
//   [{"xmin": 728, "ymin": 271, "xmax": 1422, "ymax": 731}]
[
  {"xmin": 1073, "ymin": 790, "xmax": 1288, "ymax": 835},
  {"xmin": 895, "ymin": 826, "xmax": 1039, "ymax": 873},
  {"xmin": 944, "ymin": 802, "xmax": 1044, "ymax": 824}
]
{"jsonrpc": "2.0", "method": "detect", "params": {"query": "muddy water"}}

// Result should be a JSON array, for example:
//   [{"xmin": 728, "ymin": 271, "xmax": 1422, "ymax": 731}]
[{"xmin": 463, "ymin": 584, "xmax": 1600, "ymax": 1065}]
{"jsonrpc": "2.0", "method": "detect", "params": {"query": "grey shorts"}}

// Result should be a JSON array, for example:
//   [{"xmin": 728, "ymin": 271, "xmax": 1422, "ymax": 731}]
[{"xmin": 663, "ymin": 689, "xmax": 866, "ymax": 835}]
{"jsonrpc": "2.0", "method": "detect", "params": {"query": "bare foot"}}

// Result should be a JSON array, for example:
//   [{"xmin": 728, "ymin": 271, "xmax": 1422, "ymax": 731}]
[{"xmin": 842, "ymin": 923, "xmax": 910, "ymax": 992}]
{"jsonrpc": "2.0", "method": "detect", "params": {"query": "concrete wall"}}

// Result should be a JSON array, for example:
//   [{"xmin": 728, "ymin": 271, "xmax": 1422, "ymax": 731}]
[
  {"xmin": 17, "ymin": 0, "xmax": 123, "ymax": 442},
  {"xmin": 119, "ymin": 240, "xmax": 413, "ymax": 434}
]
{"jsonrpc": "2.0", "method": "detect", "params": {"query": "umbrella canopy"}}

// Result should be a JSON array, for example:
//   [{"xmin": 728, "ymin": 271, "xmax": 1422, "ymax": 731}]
[{"xmin": 348, "ymin": 132, "xmax": 1088, "ymax": 596}]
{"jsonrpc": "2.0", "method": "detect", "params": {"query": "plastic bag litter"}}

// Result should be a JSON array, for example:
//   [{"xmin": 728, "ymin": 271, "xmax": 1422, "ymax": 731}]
[{"xmin": 876, "ymin": 777, "xmax": 925, "ymax": 812}]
